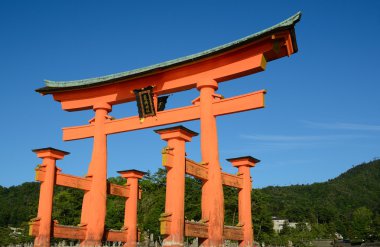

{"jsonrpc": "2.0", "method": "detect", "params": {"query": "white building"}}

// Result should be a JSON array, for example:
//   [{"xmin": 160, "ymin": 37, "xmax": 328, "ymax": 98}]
[
  {"xmin": 272, "ymin": 217, "xmax": 290, "ymax": 233},
  {"xmin": 272, "ymin": 217, "xmax": 307, "ymax": 233}
]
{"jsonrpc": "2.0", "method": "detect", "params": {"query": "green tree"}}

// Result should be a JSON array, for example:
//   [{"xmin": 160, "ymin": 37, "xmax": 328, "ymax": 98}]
[
  {"xmin": 52, "ymin": 188, "xmax": 83, "ymax": 225},
  {"xmin": 252, "ymin": 189, "xmax": 274, "ymax": 242},
  {"xmin": 137, "ymin": 169, "xmax": 166, "ymax": 239},
  {"xmin": 349, "ymin": 207, "xmax": 373, "ymax": 241}
]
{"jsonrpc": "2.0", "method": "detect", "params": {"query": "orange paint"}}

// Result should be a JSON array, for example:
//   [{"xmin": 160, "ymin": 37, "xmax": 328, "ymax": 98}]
[
  {"xmin": 32, "ymin": 148, "xmax": 69, "ymax": 247},
  {"xmin": 228, "ymin": 156, "xmax": 259, "ymax": 247},
  {"xmin": 62, "ymin": 90, "xmax": 265, "ymax": 141},
  {"xmin": 197, "ymin": 79, "xmax": 224, "ymax": 247},
  {"xmin": 118, "ymin": 170, "xmax": 145, "ymax": 247},
  {"xmin": 51, "ymin": 49, "xmax": 269, "ymax": 111},
  {"xmin": 81, "ymin": 102, "xmax": 112, "ymax": 246},
  {"xmin": 33, "ymin": 15, "xmax": 300, "ymax": 245},
  {"xmin": 155, "ymin": 126, "xmax": 198, "ymax": 247}
]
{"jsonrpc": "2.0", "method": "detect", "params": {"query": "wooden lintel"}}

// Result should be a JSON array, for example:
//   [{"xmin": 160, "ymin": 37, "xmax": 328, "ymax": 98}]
[
  {"xmin": 103, "ymin": 229, "xmax": 128, "ymax": 242},
  {"xmin": 223, "ymin": 225, "xmax": 244, "ymax": 241},
  {"xmin": 183, "ymin": 221, "xmax": 243, "ymax": 240},
  {"xmin": 185, "ymin": 158, "xmax": 242, "ymax": 188},
  {"xmin": 56, "ymin": 172, "xmax": 92, "ymax": 191},
  {"xmin": 221, "ymin": 172, "xmax": 243, "ymax": 189},
  {"xmin": 185, "ymin": 221, "xmax": 209, "ymax": 238},
  {"xmin": 29, "ymin": 221, "xmax": 86, "ymax": 240},
  {"xmin": 35, "ymin": 168, "xmax": 130, "ymax": 197},
  {"xmin": 55, "ymin": 47, "xmax": 269, "ymax": 111},
  {"xmin": 52, "ymin": 224, "xmax": 86, "ymax": 240},
  {"xmin": 29, "ymin": 221, "xmax": 127, "ymax": 241},
  {"xmin": 162, "ymin": 151, "xmax": 174, "ymax": 168},
  {"xmin": 63, "ymin": 90, "xmax": 265, "ymax": 141},
  {"xmin": 35, "ymin": 168, "xmax": 91, "ymax": 191},
  {"xmin": 185, "ymin": 158, "xmax": 208, "ymax": 180},
  {"xmin": 108, "ymin": 183, "xmax": 130, "ymax": 198}
]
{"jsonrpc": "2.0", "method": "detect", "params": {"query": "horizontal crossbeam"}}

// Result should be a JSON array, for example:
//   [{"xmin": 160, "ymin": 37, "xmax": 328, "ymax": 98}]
[
  {"xmin": 35, "ymin": 168, "xmax": 130, "ymax": 197},
  {"xmin": 29, "ymin": 221, "xmax": 128, "ymax": 241},
  {"xmin": 54, "ymin": 50, "xmax": 268, "ymax": 111},
  {"xmin": 63, "ymin": 90, "xmax": 265, "ymax": 141},
  {"xmin": 184, "ymin": 158, "xmax": 242, "ymax": 188},
  {"xmin": 185, "ymin": 158, "xmax": 208, "ymax": 180},
  {"xmin": 160, "ymin": 220, "xmax": 244, "ymax": 240},
  {"xmin": 221, "ymin": 171, "xmax": 243, "ymax": 188}
]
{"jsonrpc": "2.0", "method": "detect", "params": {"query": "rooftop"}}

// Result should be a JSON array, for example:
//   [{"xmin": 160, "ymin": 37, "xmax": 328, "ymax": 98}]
[{"xmin": 36, "ymin": 12, "xmax": 301, "ymax": 94}]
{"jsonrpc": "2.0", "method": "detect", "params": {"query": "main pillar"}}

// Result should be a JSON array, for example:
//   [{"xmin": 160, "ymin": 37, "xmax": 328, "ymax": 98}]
[
  {"xmin": 118, "ymin": 170, "xmax": 146, "ymax": 247},
  {"xmin": 227, "ymin": 156, "xmax": 259, "ymax": 247},
  {"xmin": 155, "ymin": 126, "xmax": 198, "ymax": 247},
  {"xmin": 197, "ymin": 79, "xmax": 224, "ymax": 247},
  {"xmin": 82, "ymin": 102, "xmax": 112, "ymax": 246},
  {"xmin": 32, "ymin": 147, "xmax": 69, "ymax": 247}
]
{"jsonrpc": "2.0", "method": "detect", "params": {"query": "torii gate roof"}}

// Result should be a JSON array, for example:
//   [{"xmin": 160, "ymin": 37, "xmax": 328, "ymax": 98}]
[{"xmin": 36, "ymin": 12, "xmax": 301, "ymax": 95}]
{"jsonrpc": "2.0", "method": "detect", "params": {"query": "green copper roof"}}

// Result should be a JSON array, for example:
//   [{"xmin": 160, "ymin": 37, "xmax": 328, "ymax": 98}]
[{"xmin": 37, "ymin": 12, "xmax": 301, "ymax": 94}]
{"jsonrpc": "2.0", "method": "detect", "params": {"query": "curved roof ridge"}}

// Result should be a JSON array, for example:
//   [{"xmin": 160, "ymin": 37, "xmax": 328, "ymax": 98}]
[{"xmin": 40, "ymin": 12, "xmax": 301, "ymax": 90}]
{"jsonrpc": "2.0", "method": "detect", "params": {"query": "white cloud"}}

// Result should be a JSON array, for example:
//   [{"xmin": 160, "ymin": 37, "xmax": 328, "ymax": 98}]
[
  {"xmin": 240, "ymin": 134, "xmax": 366, "ymax": 142},
  {"xmin": 302, "ymin": 120, "xmax": 380, "ymax": 131}
]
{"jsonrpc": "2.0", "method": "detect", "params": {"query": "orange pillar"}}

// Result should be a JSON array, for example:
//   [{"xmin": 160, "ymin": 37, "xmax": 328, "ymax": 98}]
[
  {"xmin": 227, "ymin": 156, "xmax": 259, "ymax": 247},
  {"xmin": 197, "ymin": 79, "xmax": 224, "ymax": 247},
  {"xmin": 32, "ymin": 148, "xmax": 69, "ymax": 247},
  {"xmin": 118, "ymin": 170, "xmax": 146, "ymax": 247},
  {"xmin": 82, "ymin": 102, "xmax": 112, "ymax": 246},
  {"xmin": 155, "ymin": 126, "xmax": 198, "ymax": 247}
]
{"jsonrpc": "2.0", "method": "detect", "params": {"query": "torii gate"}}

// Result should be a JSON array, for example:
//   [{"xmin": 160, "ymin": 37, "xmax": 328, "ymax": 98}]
[{"xmin": 31, "ymin": 12, "xmax": 301, "ymax": 247}]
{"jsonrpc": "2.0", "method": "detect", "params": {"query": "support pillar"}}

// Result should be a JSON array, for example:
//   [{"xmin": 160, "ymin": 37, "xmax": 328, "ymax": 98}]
[
  {"xmin": 118, "ymin": 170, "xmax": 146, "ymax": 247},
  {"xmin": 197, "ymin": 79, "xmax": 224, "ymax": 247},
  {"xmin": 32, "ymin": 147, "xmax": 69, "ymax": 247},
  {"xmin": 81, "ymin": 102, "xmax": 112, "ymax": 246},
  {"xmin": 155, "ymin": 126, "xmax": 198, "ymax": 247},
  {"xmin": 227, "ymin": 156, "xmax": 260, "ymax": 247}
]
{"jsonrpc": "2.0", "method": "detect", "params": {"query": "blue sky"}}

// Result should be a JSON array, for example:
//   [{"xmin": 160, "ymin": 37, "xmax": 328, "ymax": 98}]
[{"xmin": 0, "ymin": 1, "xmax": 379, "ymax": 188}]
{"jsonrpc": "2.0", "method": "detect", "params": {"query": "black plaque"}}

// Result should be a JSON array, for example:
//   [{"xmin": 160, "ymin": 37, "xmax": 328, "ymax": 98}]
[
  {"xmin": 133, "ymin": 86, "xmax": 156, "ymax": 118},
  {"xmin": 157, "ymin": 95, "xmax": 169, "ymax": 111}
]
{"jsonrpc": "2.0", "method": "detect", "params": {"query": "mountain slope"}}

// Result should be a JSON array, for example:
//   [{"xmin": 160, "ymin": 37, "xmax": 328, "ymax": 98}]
[{"xmin": 260, "ymin": 159, "xmax": 380, "ymax": 224}]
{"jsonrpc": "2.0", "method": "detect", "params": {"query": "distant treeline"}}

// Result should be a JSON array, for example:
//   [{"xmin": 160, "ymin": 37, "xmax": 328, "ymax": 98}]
[{"xmin": 1, "ymin": 159, "xmax": 379, "ymax": 245}]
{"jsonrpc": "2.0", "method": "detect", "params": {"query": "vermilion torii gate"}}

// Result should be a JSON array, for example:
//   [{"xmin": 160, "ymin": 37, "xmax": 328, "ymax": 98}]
[{"xmin": 31, "ymin": 12, "xmax": 300, "ymax": 247}]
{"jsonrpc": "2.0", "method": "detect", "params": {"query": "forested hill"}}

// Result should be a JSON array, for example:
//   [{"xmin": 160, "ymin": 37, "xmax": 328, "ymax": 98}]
[
  {"xmin": 0, "ymin": 159, "xmax": 379, "ymax": 244},
  {"xmin": 259, "ymin": 159, "xmax": 380, "ymax": 223}
]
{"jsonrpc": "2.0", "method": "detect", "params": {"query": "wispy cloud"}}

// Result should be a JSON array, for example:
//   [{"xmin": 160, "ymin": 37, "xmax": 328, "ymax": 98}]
[
  {"xmin": 302, "ymin": 120, "xmax": 380, "ymax": 131},
  {"xmin": 240, "ymin": 134, "xmax": 365, "ymax": 142},
  {"xmin": 235, "ymin": 133, "xmax": 371, "ymax": 153}
]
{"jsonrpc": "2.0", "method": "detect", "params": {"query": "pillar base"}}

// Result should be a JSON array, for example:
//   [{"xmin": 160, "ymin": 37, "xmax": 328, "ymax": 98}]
[
  {"xmin": 80, "ymin": 240, "xmax": 102, "ymax": 247},
  {"xmin": 34, "ymin": 236, "xmax": 50, "ymax": 247}
]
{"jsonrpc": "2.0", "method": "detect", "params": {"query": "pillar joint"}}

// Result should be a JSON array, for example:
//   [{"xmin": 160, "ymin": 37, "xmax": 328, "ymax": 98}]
[
  {"xmin": 32, "ymin": 147, "xmax": 70, "ymax": 160},
  {"xmin": 118, "ymin": 169, "xmax": 146, "ymax": 180},
  {"xmin": 93, "ymin": 102, "xmax": 112, "ymax": 112},
  {"xmin": 227, "ymin": 156, "xmax": 260, "ymax": 169},
  {"xmin": 154, "ymin": 125, "xmax": 198, "ymax": 142},
  {"xmin": 196, "ymin": 79, "xmax": 218, "ymax": 91}
]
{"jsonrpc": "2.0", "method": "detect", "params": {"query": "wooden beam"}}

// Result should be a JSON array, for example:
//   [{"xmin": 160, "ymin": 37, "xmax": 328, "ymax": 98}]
[
  {"xmin": 183, "ymin": 221, "xmax": 244, "ymax": 240},
  {"xmin": 53, "ymin": 46, "xmax": 269, "ymax": 111},
  {"xmin": 55, "ymin": 172, "xmax": 92, "ymax": 191},
  {"xmin": 52, "ymin": 224, "xmax": 86, "ymax": 240},
  {"xmin": 35, "ymin": 168, "xmax": 130, "ymax": 197},
  {"xmin": 223, "ymin": 226, "xmax": 244, "ymax": 241},
  {"xmin": 29, "ymin": 221, "xmax": 128, "ymax": 241},
  {"xmin": 108, "ymin": 183, "xmax": 130, "ymax": 198},
  {"xmin": 221, "ymin": 172, "xmax": 243, "ymax": 189},
  {"xmin": 103, "ymin": 229, "xmax": 128, "ymax": 242},
  {"xmin": 185, "ymin": 158, "xmax": 242, "ymax": 188},
  {"xmin": 185, "ymin": 158, "xmax": 208, "ymax": 180},
  {"xmin": 63, "ymin": 90, "xmax": 266, "ymax": 141},
  {"xmin": 185, "ymin": 221, "xmax": 208, "ymax": 239}
]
